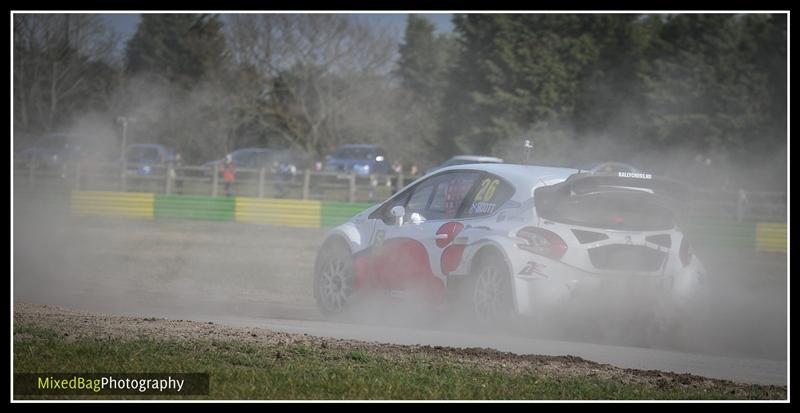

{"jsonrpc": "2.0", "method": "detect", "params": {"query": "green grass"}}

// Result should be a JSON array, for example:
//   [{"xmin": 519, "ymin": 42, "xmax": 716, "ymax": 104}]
[{"xmin": 13, "ymin": 324, "xmax": 784, "ymax": 400}]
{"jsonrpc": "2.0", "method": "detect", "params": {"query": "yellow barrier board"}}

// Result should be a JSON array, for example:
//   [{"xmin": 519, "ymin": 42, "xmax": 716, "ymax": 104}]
[
  {"xmin": 235, "ymin": 197, "xmax": 322, "ymax": 228},
  {"xmin": 756, "ymin": 223, "xmax": 787, "ymax": 253},
  {"xmin": 71, "ymin": 191, "xmax": 155, "ymax": 219},
  {"xmin": 68, "ymin": 190, "xmax": 785, "ymax": 254}
]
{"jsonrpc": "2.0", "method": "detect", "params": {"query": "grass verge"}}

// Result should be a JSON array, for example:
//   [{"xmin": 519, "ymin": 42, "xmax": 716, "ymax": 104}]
[{"xmin": 13, "ymin": 323, "xmax": 785, "ymax": 400}]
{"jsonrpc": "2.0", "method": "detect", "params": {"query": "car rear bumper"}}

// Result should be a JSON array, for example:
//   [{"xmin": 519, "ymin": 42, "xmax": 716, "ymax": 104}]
[{"xmin": 510, "ymin": 256, "xmax": 706, "ymax": 317}]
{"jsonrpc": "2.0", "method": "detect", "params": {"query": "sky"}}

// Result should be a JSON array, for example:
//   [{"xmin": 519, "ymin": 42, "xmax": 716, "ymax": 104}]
[{"xmin": 99, "ymin": 13, "xmax": 455, "ymax": 45}]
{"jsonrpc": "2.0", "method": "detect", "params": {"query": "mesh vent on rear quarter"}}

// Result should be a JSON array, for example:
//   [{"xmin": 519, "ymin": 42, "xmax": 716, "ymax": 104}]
[
  {"xmin": 571, "ymin": 229, "xmax": 609, "ymax": 244},
  {"xmin": 645, "ymin": 234, "xmax": 672, "ymax": 249}
]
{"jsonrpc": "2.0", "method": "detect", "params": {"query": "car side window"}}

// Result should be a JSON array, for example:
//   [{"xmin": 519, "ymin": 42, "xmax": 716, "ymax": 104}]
[
  {"xmin": 371, "ymin": 190, "xmax": 411, "ymax": 225},
  {"xmin": 407, "ymin": 184, "xmax": 434, "ymax": 215},
  {"xmin": 460, "ymin": 174, "xmax": 516, "ymax": 218},
  {"xmin": 428, "ymin": 173, "xmax": 479, "ymax": 220},
  {"xmin": 370, "ymin": 171, "xmax": 480, "ymax": 224},
  {"xmin": 404, "ymin": 172, "xmax": 480, "ymax": 221}
]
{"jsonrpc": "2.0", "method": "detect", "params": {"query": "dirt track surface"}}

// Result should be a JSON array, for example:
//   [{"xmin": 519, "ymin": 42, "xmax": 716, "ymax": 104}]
[
  {"xmin": 13, "ymin": 195, "xmax": 788, "ymax": 385},
  {"xmin": 11, "ymin": 302, "xmax": 786, "ymax": 397},
  {"xmin": 14, "ymin": 205, "xmax": 324, "ymax": 321}
]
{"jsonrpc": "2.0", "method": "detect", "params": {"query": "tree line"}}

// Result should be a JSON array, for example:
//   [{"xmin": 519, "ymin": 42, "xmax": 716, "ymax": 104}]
[{"xmin": 13, "ymin": 13, "xmax": 786, "ymax": 188}]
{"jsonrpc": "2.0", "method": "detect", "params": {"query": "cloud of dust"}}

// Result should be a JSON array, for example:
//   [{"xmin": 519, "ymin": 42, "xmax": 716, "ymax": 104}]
[{"xmin": 12, "ymin": 16, "xmax": 787, "ymax": 370}]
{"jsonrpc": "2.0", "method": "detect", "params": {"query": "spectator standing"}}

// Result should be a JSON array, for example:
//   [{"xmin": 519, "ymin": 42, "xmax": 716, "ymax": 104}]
[
  {"xmin": 392, "ymin": 160, "xmax": 404, "ymax": 175},
  {"xmin": 222, "ymin": 154, "xmax": 236, "ymax": 197},
  {"xmin": 390, "ymin": 160, "xmax": 405, "ymax": 195},
  {"xmin": 272, "ymin": 160, "xmax": 295, "ymax": 198},
  {"xmin": 409, "ymin": 163, "xmax": 419, "ymax": 178},
  {"xmin": 172, "ymin": 153, "xmax": 184, "ymax": 195}
]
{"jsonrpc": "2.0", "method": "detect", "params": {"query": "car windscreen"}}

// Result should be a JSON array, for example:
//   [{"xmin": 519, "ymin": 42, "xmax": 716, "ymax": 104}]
[
  {"xmin": 333, "ymin": 148, "xmax": 374, "ymax": 160},
  {"xmin": 39, "ymin": 136, "xmax": 68, "ymax": 148},
  {"xmin": 232, "ymin": 151, "xmax": 257, "ymax": 164},
  {"xmin": 126, "ymin": 147, "xmax": 161, "ymax": 163},
  {"xmin": 536, "ymin": 189, "xmax": 676, "ymax": 231}
]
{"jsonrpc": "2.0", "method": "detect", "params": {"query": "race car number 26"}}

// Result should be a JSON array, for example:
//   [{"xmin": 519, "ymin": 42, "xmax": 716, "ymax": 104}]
[
  {"xmin": 470, "ymin": 178, "xmax": 500, "ymax": 215},
  {"xmin": 474, "ymin": 178, "xmax": 500, "ymax": 202}
]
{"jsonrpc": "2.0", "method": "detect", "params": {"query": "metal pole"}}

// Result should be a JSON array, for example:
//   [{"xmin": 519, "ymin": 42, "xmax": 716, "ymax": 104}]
[
  {"xmin": 348, "ymin": 173, "xmax": 356, "ymax": 203},
  {"xmin": 165, "ymin": 164, "xmax": 174, "ymax": 195},
  {"xmin": 120, "ymin": 159, "xmax": 127, "ymax": 191},
  {"xmin": 258, "ymin": 167, "xmax": 266, "ymax": 198},
  {"xmin": 524, "ymin": 139, "xmax": 533, "ymax": 164},
  {"xmin": 211, "ymin": 164, "xmax": 219, "ymax": 197},
  {"xmin": 117, "ymin": 116, "xmax": 136, "ymax": 192},
  {"xmin": 303, "ymin": 169, "xmax": 311, "ymax": 200},
  {"xmin": 119, "ymin": 118, "xmax": 128, "ymax": 163}
]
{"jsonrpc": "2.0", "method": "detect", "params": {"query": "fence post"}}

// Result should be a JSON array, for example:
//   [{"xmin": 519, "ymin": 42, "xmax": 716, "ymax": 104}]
[
  {"xmin": 258, "ymin": 167, "xmax": 266, "ymax": 198},
  {"xmin": 211, "ymin": 164, "xmax": 219, "ymax": 197},
  {"xmin": 303, "ymin": 169, "xmax": 311, "ymax": 200},
  {"xmin": 120, "ymin": 161, "xmax": 127, "ymax": 191},
  {"xmin": 165, "ymin": 164, "xmax": 174, "ymax": 195},
  {"xmin": 348, "ymin": 172, "xmax": 356, "ymax": 203}
]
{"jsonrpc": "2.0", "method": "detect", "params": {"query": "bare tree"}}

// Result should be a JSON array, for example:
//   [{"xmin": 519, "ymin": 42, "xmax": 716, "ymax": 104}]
[
  {"xmin": 225, "ymin": 14, "xmax": 396, "ymax": 157},
  {"xmin": 13, "ymin": 14, "xmax": 119, "ymax": 136}
]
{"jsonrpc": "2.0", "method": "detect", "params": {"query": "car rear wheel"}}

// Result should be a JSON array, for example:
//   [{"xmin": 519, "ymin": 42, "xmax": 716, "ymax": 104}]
[
  {"xmin": 314, "ymin": 242, "xmax": 356, "ymax": 315},
  {"xmin": 471, "ymin": 253, "xmax": 513, "ymax": 326}
]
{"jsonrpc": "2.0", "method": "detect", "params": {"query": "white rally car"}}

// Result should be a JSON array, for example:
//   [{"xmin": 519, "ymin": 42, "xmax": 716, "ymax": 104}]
[{"xmin": 313, "ymin": 163, "xmax": 706, "ymax": 324}]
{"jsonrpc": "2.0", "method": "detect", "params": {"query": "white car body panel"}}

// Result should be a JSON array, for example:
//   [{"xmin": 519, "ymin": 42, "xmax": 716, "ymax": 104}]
[{"xmin": 317, "ymin": 163, "xmax": 706, "ymax": 316}]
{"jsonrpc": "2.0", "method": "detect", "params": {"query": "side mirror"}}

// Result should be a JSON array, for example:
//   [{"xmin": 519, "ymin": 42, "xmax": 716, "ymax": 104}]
[{"xmin": 390, "ymin": 205, "xmax": 405, "ymax": 227}]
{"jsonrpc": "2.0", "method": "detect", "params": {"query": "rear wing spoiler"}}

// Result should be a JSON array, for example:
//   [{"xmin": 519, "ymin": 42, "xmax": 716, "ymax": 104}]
[{"xmin": 536, "ymin": 172, "xmax": 690, "ymax": 204}]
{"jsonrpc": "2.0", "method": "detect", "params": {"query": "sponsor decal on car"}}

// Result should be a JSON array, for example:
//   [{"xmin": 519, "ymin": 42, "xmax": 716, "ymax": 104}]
[
  {"xmin": 617, "ymin": 172, "xmax": 652, "ymax": 179},
  {"xmin": 469, "ymin": 202, "xmax": 497, "ymax": 215},
  {"xmin": 519, "ymin": 261, "xmax": 548, "ymax": 278}
]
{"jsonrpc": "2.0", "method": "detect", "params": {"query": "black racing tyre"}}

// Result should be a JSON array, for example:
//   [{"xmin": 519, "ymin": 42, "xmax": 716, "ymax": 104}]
[
  {"xmin": 313, "ymin": 241, "xmax": 356, "ymax": 315},
  {"xmin": 469, "ymin": 251, "xmax": 514, "ymax": 327}
]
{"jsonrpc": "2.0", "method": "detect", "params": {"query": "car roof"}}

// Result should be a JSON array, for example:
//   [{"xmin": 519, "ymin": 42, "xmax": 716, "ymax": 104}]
[
  {"xmin": 426, "ymin": 163, "xmax": 582, "ymax": 198},
  {"xmin": 448, "ymin": 155, "xmax": 504, "ymax": 162},
  {"xmin": 41, "ymin": 132, "xmax": 82, "ymax": 140},
  {"xmin": 231, "ymin": 147, "xmax": 274, "ymax": 155},
  {"xmin": 338, "ymin": 144, "xmax": 381, "ymax": 149},
  {"xmin": 128, "ymin": 143, "xmax": 166, "ymax": 149},
  {"xmin": 233, "ymin": 147, "xmax": 273, "ymax": 152}
]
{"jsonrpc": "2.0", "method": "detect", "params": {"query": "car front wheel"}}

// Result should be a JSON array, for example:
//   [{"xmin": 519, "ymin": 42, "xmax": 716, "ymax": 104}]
[{"xmin": 313, "ymin": 242, "xmax": 356, "ymax": 315}]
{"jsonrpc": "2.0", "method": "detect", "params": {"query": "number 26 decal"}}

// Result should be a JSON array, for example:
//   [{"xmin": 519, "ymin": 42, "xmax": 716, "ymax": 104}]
[{"xmin": 474, "ymin": 178, "xmax": 500, "ymax": 202}]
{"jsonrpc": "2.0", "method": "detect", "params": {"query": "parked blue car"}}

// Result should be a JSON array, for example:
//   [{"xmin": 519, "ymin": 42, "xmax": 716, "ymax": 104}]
[
  {"xmin": 16, "ymin": 133, "xmax": 86, "ymax": 167},
  {"xmin": 324, "ymin": 144, "xmax": 390, "ymax": 177},
  {"xmin": 122, "ymin": 144, "xmax": 176, "ymax": 176}
]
